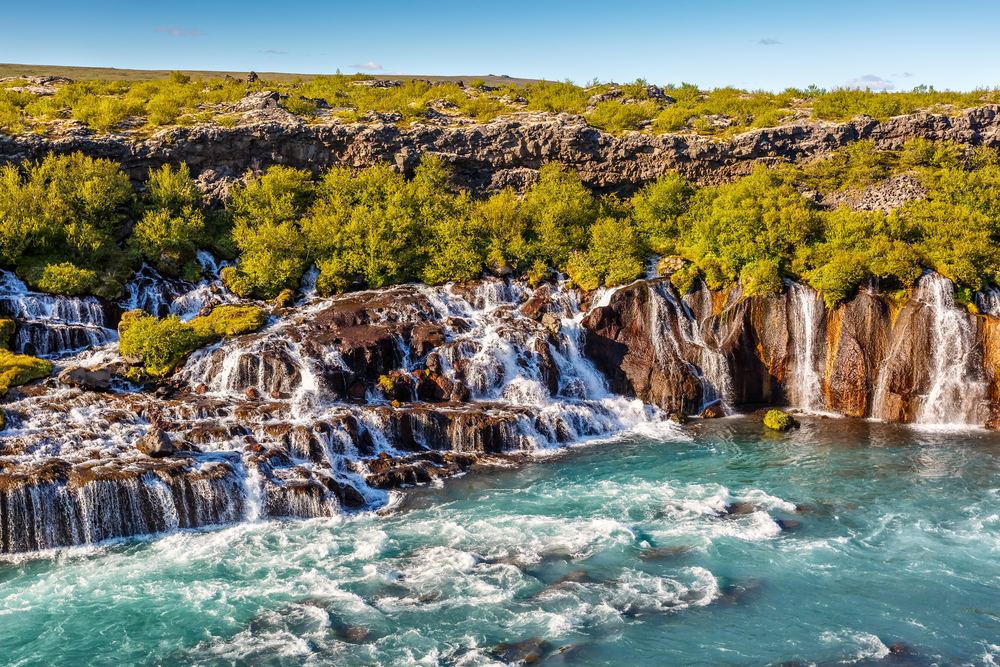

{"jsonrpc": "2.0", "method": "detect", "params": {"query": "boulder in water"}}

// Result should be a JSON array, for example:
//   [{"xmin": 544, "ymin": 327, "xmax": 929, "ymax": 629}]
[
  {"xmin": 669, "ymin": 412, "xmax": 689, "ymax": 424},
  {"xmin": 699, "ymin": 401, "xmax": 725, "ymax": 419},
  {"xmin": 136, "ymin": 428, "xmax": 177, "ymax": 458},
  {"xmin": 58, "ymin": 366, "xmax": 112, "ymax": 392},
  {"xmin": 763, "ymin": 409, "xmax": 800, "ymax": 431},
  {"xmin": 638, "ymin": 546, "xmax": 689, "ymax": 559},
  {"xmin": 491, "ymin": 637, "xmax": 553, "ymax": 664}
]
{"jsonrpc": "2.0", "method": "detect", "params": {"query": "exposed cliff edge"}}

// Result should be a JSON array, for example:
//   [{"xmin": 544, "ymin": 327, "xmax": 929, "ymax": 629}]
[
  {"xmin": 4, "ymin": 259, "xmax": 1000, "ymax": 554},
  {"xmin": 4, "ymin": 106, "xmax": 1000, "ymax": 195}
]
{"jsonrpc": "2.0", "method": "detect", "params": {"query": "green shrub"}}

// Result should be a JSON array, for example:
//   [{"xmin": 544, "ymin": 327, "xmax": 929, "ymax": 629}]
[
  {"xmin": 587, "ymin": 217, "xmax": 644, "ymax": 286},
  {"xmin": 670, "ymin": 262, "xmax": 700, "ymax": 295},
  {"xmin": 586, "ymin": 100, "xmax": 659, "ymax": 132},
  {"xmin": 0, "ymin": 318, "xmax": 14, "ymax": 350},
  {"xmin": 697, "ymin": 256, "xmax": 736, "ymax": 291},
  {"xmin": 632, "ymin": 172, "xmax": 692, "ymax": 253},
  {"xmin": 0, "ymin": 350, "xmax": 53, "ymax": 397},
  {"xmin": 282, "ymin": 96, "xmax": 318, "ymax": 119},
  {"xmin": 808, "ymin": 251, "xmax": 869, "ymax": 308},
  {"xmin": 468, "ymin": 79, "xmax": 486, "ymax": 90},
  {"xmin": 228, "ymin": 165, "xmax": 315, "ymax": 299},
  {"xmin": 763, "ymin": 409, "xmax": 800, "ymax": 431},
  {"xmin": 472, "ymin": 188, "xmax": 530, "ymax": 273},
  {"xmin": 134, "ymin": 207, "xmax": 205, "ymax": 276},
  {"xmin": 802, "ymin": 140, "xmax": 896, "ymax": 192},
  {"xmin": 741, "ymin": 258, "xmax": 783, "ymax": 296},
  {"xmin": 566, "ymin": 250, "xmax": 601, "ymax": 291},
  {"xmin": 522, "ymin": 163, "xmax": 598, "ymax": 266},
  {"xmin": 33, "ymin": 262, "xmax": 100, "ymax": 295}
]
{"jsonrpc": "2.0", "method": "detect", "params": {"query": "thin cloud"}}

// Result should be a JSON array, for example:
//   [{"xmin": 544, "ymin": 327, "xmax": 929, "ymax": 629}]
[
  {"xmin": 155, "ymin": 27, "xmax": 204, "ymax": 37},
  {"xmin": 351, "ymin": 61, "xmax": 383, "ymax": 71},
  {"xmin": 845, "ymin": 74, "xmax": 894, "ymax": 91},
  {"xmin": 758, "ymin": 38, "xmax": 781, "ymax": 45},
  {"xmin": 265, "ymin": 50, "xmax": 288, "ymax": 55}
]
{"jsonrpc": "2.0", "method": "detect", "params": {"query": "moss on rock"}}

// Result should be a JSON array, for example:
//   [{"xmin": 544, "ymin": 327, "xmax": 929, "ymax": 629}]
[
  {"xmin": 0, "ymin": 350, "xmax": 53, "ymax": 397},
  {"xmin": 119, "ymin": 306, "xmax": 268, "ymax": 377},
  {"xmin": 764, "ymin": 409, "xmax": 800, "ymax": 431}
]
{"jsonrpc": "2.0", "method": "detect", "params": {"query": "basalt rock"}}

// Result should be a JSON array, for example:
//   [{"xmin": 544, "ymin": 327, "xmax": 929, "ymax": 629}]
[
  {"xmin": 6, "ymin": 107, "xmax": 1000, "ymax": 196},
  {"xmin": 57, "ymin": 365, "xmax": 113, "ymax": 391},
  {"xmin": 136, "ymin": 428, "xmax": 177, "ymax": 458},
  {"xmin": 582, "ymin": 279, "xmax": 703, "ymax": 413}
]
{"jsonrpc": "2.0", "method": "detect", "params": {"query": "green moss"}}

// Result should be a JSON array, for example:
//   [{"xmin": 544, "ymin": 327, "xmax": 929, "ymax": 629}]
[
  {"xmin": 0, "ymin": 350, "xmax": 53, "ymax": 396},
  {"xmin": 763, "ymin": 409, "xmax": 800, "ymax": 431},
  {"xmin": 119, "ymin": 306, "xmax": 267, "ymax": 377},
  {"xmin": 190, "ymin": 306, "xmax": 268, "ymax": 339},
  {"xmin": 0, "ymin": 318, "xmax": 14, "ymax": 350},
  {"xmin": 379, "ymin": 375, "xmax": 395, "ymax": 394}
]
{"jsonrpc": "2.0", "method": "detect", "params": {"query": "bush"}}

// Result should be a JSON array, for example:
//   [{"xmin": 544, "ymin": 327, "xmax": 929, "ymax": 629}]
[
  {"xmin": 229, "ymin": 165, "xmax": 315, "ymax": 299},
  {"xmin": 0, "ymin": 318, "xmax": 14, "ymax": 350},
  {"xmin": 586, "ymin": 100, "xmax": 659, "ymax": 132},
  {"xmin": 808, "ymin": 251, "xmax": 869, "ymax": 308},
  {"xmin": 632, "ymin": 172, "xmax": 692, "ymax": 253},
  {"xmin": 566, "ymin": 250, "xmax": 601, "ymax": 291},
  {"xmin": 190, "ymin": 305, "xmax": 268, "ymax": 338},
  {"xmin": 802, "ymin": 140, "xmax": 896, "ymax": 192},
  {"xmin": 32, "ymin": 262, "xmax": 100, "ymax": 296},
  {"xmin": 670, "ymin": 262, "xmax": 700, "ymax": 295},
  {"xmin": 741, "ymin": 258, "xmax": 783, "ymax": 296},
  {"xmin": 587, "ymin": 217, "xmax": 644, "ymax": 286},
  {"xmin": 282, "ymin": 96, "xmax": 318, "ymax": 119},
  {"xmin": 0, "ymin": 350, "xmax": 52, "ymax": 397},
  {"xmin": 522, "ymin": 163, "xmax": 598, "ymax": 266}
]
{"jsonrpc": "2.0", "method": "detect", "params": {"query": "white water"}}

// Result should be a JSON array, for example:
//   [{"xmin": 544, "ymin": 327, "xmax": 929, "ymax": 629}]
[
  {"xmin": 914, "ymin": 273, "xmax": 986, "ymax": 425},
  {"xmin": 787, "ymin": 282, "xmax": 827, "ymax": 412}
]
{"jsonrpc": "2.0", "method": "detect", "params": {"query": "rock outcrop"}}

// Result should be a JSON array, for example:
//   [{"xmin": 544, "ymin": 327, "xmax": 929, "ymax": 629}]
[{"xmin": 4, "ymin": 106, "xmax": 1000, "ymax": 196}]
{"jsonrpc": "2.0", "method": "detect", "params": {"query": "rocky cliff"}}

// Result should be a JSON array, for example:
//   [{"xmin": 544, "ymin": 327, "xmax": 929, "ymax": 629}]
[{"xmin": 4, "ymin": 105, "xmax": 1000, "ymax": 196}]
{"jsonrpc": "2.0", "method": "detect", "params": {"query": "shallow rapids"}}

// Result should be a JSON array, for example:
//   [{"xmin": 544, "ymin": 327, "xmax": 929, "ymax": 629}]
[{"xmin": 3, "ymin": 417, "xmax": 1000, "ymax": 666}]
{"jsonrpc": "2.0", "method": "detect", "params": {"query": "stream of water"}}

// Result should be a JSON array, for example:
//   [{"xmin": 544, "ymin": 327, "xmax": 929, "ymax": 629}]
[{"xmin": 3, "ymin": 417, "xmax": 1000, "ymax": 666}]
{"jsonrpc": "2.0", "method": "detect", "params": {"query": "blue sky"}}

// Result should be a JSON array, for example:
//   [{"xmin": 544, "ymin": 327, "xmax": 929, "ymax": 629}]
[{"xmin": 3, "ymin": 0, "xmax": 997, "ymax": 92}]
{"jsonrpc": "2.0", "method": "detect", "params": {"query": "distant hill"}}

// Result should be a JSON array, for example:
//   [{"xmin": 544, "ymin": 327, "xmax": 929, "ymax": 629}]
[{"xmin": 0, "ymin": 63, "xmax": 537, "ymax": 85}]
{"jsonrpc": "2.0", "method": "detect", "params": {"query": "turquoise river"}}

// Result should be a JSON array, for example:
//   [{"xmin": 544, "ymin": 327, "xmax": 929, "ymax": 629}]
[{"xmin": 3, "ymin": 416, "xmax": 1000, "ymax": 666}]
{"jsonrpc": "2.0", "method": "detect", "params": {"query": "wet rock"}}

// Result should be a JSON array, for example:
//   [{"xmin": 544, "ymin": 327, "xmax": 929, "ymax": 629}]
[
  {"xmin": 325, "ymin": 478, "xmax": 367, "ymax": 510},
  {"xmin": 411, "ymin": 323, "xmax": 446, "ymax": 358},
  {"xmin": 638, "ymin": 546, "xmax": 689, "ymax": 559},
  {"xmin": 491, "ymin": 637, "xmax": 553, "ymax": 664},
  {"xmin": 889, "ymin": 642, "xmax": 913, "ymax": 657},
  {"xmin": 582, "ymin": 279, "xmax": 703, "ymax": 414},
  {"xmin": 776, "ymin": 519, "xmax": 801, "ymax": 531},
  {"xmin": 135, "ymin": 428, "xmax": 177, "ymax": 458},
  {"xmin": 720, "ymin": 501, "xmax": 758, "ymax": 517},
  {"xmin": 669, "ymin": 412, "xmax": 689, "ymax": 424},
  {"xmin": 245, "ymin": 387, "xmax": 259, "ymax": 400},
  {"xmin": 699, "ymin": 401, "xmax": 725, "ymax": 419},
  {"xmin": 450, "ymin": 380, "xmax": 471, "ymax": 402},
  {"xmin": 57, "ymin": 366, "xmax": 112, "ymax": 391}
]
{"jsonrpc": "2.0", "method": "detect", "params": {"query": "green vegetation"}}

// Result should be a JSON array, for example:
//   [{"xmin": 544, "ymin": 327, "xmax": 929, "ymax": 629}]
[
  {"xmin": 3, "ymin": 69, "xmax": 998, "ymax": 138},
  {"xmin": 764, "ymin": 409, "xmax": 800, "ymax": 431},
  {"xmin": 119, "ymin": 305, "xmax": 267, "ymax": 376},
  {"xmin": 4, "ymin": 132, "xmax": 1000, "ymax": 315},
  {"xmin": 0, "ymin": 350, "xmax": 53, "ymax": 397},
  {"xmin": 0, "ymin": 318, "xmax": 14, "ymax": 350},
  {"xmin": 0, "ymin": 152, "xmax": 134, "ymax": 297}
]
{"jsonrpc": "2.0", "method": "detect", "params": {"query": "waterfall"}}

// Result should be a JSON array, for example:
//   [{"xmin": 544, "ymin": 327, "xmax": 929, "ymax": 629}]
[
  {"xmin": 0, "ymin": 269, "xmax": 117, "ymax": 358},
  {"xmin": 648, "ymin": 280, "xmax": 733, "ymax": 413},
  {"xmin": 914, "ymin": 274, "xmax": 986, "ymax": 425},
  {"xmin": 787, "ymin": 282, "xmax": 827, "ymax": 412}
]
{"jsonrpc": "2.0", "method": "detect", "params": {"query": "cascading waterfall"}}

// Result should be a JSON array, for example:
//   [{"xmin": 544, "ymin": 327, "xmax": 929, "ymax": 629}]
[
  {"xmin": 0, "ymin": 269, "xmax": 117, "ymax": 357},
  {"xmin": 787, "ymin": 282, "xmax": 827, "ymax": 412},
  {"xmin": 647, "ymin": 281, "xmax": 733, "ymax": 413},
  {"xmin": 914, "ymin": 273, "xmax": 986, "ymax": 425}
]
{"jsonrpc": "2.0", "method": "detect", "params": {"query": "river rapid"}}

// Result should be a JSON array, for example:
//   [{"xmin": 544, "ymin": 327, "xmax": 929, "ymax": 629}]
[{"xmin": 3, "ymin": 416, "xmax": 1000, "ymax": 666}]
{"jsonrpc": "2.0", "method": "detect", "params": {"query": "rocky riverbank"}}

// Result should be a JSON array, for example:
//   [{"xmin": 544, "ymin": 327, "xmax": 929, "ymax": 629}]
[{"xmin": 2, "ymin": 257, "xmax": 1000, "ymax": 554}]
